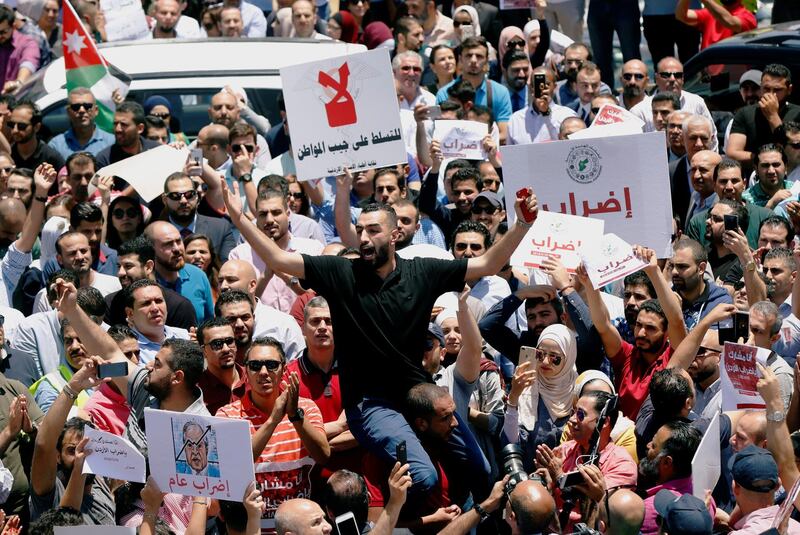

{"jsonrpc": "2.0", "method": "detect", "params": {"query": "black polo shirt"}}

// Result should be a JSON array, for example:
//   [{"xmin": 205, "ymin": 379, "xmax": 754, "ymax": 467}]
[
  {"xmin": 11, "ymin": 139, "xmax": 65, "ymax": 171},
  {"xmin": 301, "ymin": 254, "xmax": 468, "ymax": 408},
  {"xmin": 731, "ymin": 102, "xmax": 800, "ymax": 154}
]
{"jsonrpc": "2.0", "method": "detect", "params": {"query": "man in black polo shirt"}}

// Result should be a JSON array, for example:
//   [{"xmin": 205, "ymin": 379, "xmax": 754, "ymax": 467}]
[
  {"xmin": 221, "ymin": 178, "xmax": 537, "ymax": 501},
  {"xmin": 7, "ymin": 100, "xmax": 65, "ymax": 172}
]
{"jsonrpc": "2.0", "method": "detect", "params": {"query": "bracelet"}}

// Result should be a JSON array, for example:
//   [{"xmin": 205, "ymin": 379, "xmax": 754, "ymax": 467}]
[
  {"xmin": 516, "ymin": 219, "xmax": 533, "ymax": 229},
  {"xmin": 34, "ymin": 195, "xmax": 47, "ymax": 203},
  {"xmin": 62, "ymin": 384, "xmax": 78, "ymax": 401},
  {"xmin": 192, "ymin": 500, "xmax": 208, "ymax": 506}
]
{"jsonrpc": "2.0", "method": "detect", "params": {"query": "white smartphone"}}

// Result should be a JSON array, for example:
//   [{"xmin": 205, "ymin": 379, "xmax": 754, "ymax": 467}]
[
  {"xmin": 188, "ymin": 148, "xmax": 203, "ymax": 176},
  {"xmin": 334, "ymin": 512, "xmax": 360, "ymax": 535},
  {"xmin": 427, "ymin": 105, "xmax": 442, "ymax": 120},
  {"xmin": 519, "ymin": 346, "xmax": 536, "ymax": 367},
  {"xmin": 460, "ymin": 24, "xmax": 475, "ymax": 39}
]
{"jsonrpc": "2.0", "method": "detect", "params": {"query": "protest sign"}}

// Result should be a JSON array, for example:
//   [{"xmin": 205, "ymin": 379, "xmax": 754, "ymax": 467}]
[
  {"xmin": 499, "ymin": 0, "xmax": 535, "ymax": 8},
  {"xmin": 433, "ymin": 120, "xmax": 488, "ymax": 160},
  {"xmin": 580, "ymin": 233, "xmax": 648, "ymax": 290},
  {"xmin": 280, "ymin": 48, "xmax": 406, "ymax": 181},
  {"xmin": 144, "ymin": 408, "xmax": 255, "ymax": 500},
  {"xmin": 510, "ymin": 210, "xmax": 604, "ymax": 272},
  {"xmin": 692, "ymin": 412, "xmax": 720, "ymax": 501},
  {"xmin": 99, "ymin": 0, "xmax": 149, "ymax": 41},
  {"xmin": 83, "ymin": 427, "xmax": 145, "ymax": 483},
  {"xmin": 56, "ymin": 528, "xmax": 135, "ymax": 535},
  {"xmin": 503, "ymin": 131, "xmax": 673, "ymax": 257},
  {"xmin": 591, "ymin": 103, "xmax": 645, "ymax": 129},
  {"xmin": 95, "ymin": 145, "xmax": 189, "ymax": 202},
  {"xmin": 720, "ymin": 342, "xmax": 770, "ymax": 411},
  {"xmin": 568, "ymin": 122, "xmax": 644, "ymax": 140}
]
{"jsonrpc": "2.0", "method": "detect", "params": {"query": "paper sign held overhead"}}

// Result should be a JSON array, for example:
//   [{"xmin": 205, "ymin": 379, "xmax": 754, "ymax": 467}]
[
  {"xmin": 591, "ymin": 103, "xmax": 645, "ymax": 129},
  {"xmin": 280, "ymin": 48, "xmax": 407, "ymax": 181},
  {"xmin": 692, "ymin": 412, "xmax": 721, "ymax": 501},
  {"xmin": 511, "ymin": 210, "xmax": 604, "ymax": 272},
  {"xmin": 720, "ymin": 342, "xmax": 770, "ymax": 411},
  {"xmin": 96, "ymin": 145, "xmax": 189, "ymax": 202},
  {"xmin": 581, "ymin": 233, "xmax": 648, "ymax": 290},
  {"xmin": 82, "ymin": 426, "xmax": 145, "ymax": 483},
  {"xmin": 434, "ymin": 120, "xmax": 488, "ymax": 160}
]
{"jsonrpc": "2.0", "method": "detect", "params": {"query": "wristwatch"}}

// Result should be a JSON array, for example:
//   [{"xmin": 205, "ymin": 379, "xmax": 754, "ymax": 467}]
[
  {"xmin": 238, "ymin": 173, "xmax": 253, "ymax": 183},
  {"xmin": 288, "ymin": 407, "xmax": 305, "ymax": 423},
  {"xmin": 746, "ymin": 260, "xmax": 757, "ymax": 272},
  {"xmin": 766, "ymin": 410, "xmax": 785, "ymax": 423},
  {"xmin": 473, "ymin": 504, "xmax": 490, "ymax": 523},
  {"xmin": 289, "ymin": 276, "xmax": 300, "ymax": 287}
]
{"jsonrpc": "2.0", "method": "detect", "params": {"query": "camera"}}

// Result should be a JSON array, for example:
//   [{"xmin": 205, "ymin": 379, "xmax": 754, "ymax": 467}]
[
  {"xmin": 567, "ymin": 523, "xmax": 601, "ymax": 535},
  {"xmin": 501, "ymin": 444, "xmax": 529, "ymax": 494}
]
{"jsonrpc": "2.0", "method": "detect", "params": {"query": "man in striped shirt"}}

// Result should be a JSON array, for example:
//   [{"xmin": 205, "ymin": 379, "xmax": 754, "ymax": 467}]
[{"xmin": 216, "ymin": 336, "xmax": 330, "ymax": 535}]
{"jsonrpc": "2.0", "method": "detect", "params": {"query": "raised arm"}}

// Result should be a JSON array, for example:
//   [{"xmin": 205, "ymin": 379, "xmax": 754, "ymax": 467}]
[
  {"xmin": 699, "ymin": 0, "xmax": 743, "ymax": 30},
  {"xmin": 636, "ymin": 246, "xmax": 687, "ymax": 348},
  {"xmin": 455, "ymin": 288, "xmax": 481, "ymax": 384},
  {"xmin": 59, "ymin": 436, "xmax": 90, "ymax": 510},
  {"xmin": 668, "ymin": 303, "xmax": 736, "ymax": 370},
  {"xmin": 757, "ymin": 363, "xmax": 800, "ymax": 497},
  {"xmin": 466, "ymin": 194, "xmax": 537, "ymax": 280},
  {"xmin": 725, "ymin": 229, "xmax": 767, "ymax": 306},
  {"xmin": 576, "ymin": 264, "xmax": 623, "ymax": 358},
  {"xmin": 231, "ymin": 145, "xmax": 259, "ymax": 216},
  {"xmin": 674, "ymin": 0, "xmax": 698, "ymax": 25},
  {"xmin": 16, "ymin": 164, "xmax": 56, "ymax": 253},
  {"xmin": 334, "ymin": 171, "xmax": 359, "ymax": 249},
  {"xmin": 221, "ymin": 178, "xmax": 305, "ymax": 278}
]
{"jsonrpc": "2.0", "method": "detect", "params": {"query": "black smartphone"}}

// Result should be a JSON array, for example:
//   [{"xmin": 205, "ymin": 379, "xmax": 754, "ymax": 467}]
[
  {"xmin": 396, "ymin": 440, "xmax": 407, "ymax": 466},
  {"xmin": 735, "ymin": 311, "xmax": 750, "ymax": 340},
  {"xmin": 724, "ymin": 214, "xmax": 739, "ymax": 232},
  {"xmin": 557, "ymin": 469, "xmax": 584, "ymax": 490},
  {"xmin": 534, "ymin": 73, "xmax": 546, "ymax": 99},
  {"xmin": 97, "ymin": 361, "xmax": 128, "ymax": 379}
]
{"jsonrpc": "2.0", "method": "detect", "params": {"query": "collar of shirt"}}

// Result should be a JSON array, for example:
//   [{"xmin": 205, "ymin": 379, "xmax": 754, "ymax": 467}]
[
  {"xmin": 299, "ymin": 350, "xmax": 337, "ymax": 376},
  {"xmin": 64, "ymin": 126, "xmax": 102, "ymax": 147},
  {"xmin": 530, "ymin": 105, "xmax": 551, "ymax": 117},
  {"xmin": 132, "ymin": 325, "xmax": 170, "ymax": 347},
  {"xmin": 733, "ymin": 505, "xmax": 780, "ymax": 531},
  {"xmin": 169, "ymin": 213, "xmax": 198, "ymax": 234},
  {"xmin": 646, "ymin": 476, "xmax": 693, "ymax": 497}
]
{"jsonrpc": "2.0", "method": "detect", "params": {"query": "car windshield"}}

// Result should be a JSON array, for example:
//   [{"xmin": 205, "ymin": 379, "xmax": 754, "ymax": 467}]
[{"xmin": 685, "ymin": 62, "xmax": 800, "ymax": 110}]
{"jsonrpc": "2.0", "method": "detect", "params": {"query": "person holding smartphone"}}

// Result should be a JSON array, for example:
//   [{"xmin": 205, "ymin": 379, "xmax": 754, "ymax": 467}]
[{"xmin": 507, "ymin": 66, "xmax": 578, "ymax": 145}]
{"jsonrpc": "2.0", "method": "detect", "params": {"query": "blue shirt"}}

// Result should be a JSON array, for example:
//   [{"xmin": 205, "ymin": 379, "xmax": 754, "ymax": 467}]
[
  {"xmin": 155, "ymin": 263, "xmax": 214, "ymax": 323},
  {"xmin": 47, "ymin": 126, "xmax": 115, "ymax": 160},
  {"xmin": 133, "ymin": 325, "xmax": 190, "ymax": 364},
  {"xmin": 436, "ymin": 77, "xmax": 513, "ymax": 123}
]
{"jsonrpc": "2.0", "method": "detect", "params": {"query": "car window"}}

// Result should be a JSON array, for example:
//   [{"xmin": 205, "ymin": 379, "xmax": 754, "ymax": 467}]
[{"xmin": 684, "ymin": 63, "xmax": 800, "ymax": 109}]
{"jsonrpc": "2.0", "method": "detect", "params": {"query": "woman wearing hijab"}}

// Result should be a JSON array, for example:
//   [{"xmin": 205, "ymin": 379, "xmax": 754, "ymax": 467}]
[
  {"xmin": 503, "ymin": 324, "xmax": 578, "ymax": 471},
  {"xmin": 523, "ymin": 17, "xmax": 552, "ymax": 68},
  {"xmin": 492, "ymin": 25, "xmax": 526, "ymax": 81},
  {"xmin": 326, "ymin": 10, "xmax": 359, "ymax": 42},
  {"xmin": 143, "ymin": 96, "xmax": 187, "ymax": 144},
  {"xmin": 362, "ymin": 21, "xmax": 394, "ymax": 50}
]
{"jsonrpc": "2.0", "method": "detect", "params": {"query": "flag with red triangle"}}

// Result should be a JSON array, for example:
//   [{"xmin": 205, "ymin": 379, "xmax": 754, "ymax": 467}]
[{"xmin": 62, "ymin": 0, "xmax": 130, "ymax": 132}]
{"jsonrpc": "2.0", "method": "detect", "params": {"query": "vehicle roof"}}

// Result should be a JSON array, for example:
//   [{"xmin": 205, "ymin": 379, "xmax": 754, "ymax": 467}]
[{"xmin": 685, "ymin": 22, "xmax": 800, "ymax": 72}]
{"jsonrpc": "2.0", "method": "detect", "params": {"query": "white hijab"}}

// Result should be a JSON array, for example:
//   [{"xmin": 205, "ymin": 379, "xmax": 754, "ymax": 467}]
[
  {"xmin": 453, "ymin": 5, "xmax": 481, "ymax": 36},
  {"xmin": 518, "ymin": 324, "xmax": 578, "ymax": 431}
]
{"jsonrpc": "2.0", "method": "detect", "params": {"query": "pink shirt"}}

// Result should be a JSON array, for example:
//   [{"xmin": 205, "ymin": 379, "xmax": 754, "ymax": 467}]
[
  {"xmin": 0, "ymin": 31, "xmax": 40, "ymax": 88},
  {"xmin": 81, "ymin": 383, "xmax": 130, "ymax": 436},
  {"xmin": 642, "ymin": 477, "xmax": 716, "ymax": 535},
  {"xmin": 731, "ymin": 505, "xmax": 800, "ymax": 535}
]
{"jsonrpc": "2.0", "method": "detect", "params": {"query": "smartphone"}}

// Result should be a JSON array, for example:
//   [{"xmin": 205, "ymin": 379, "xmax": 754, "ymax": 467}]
[
  {"xmin": 396, "ymin": 440, "xmax": 407, "ymax": 466},
  {"xmin": 519, "ymin": 346, "xmax": 536, "ymax": 367},
  {"xmin": 557, "ymin": 469, "xmax": 585, "ymax": 490},
  {"xmin": 335, "ymin": 512, "xmax": 360, "ymax": 535},
  {"xmin": 735, "ymin": 311, "xmax": 750, "ymax": 340},
  {"xmin": 460, "ymin": 24, "xmax": 475, "ymax": 39},
  {"xmin": 97, "ymin": 361, "xmax": 128, "ymax": 379},
  {"xmin": 427, "ymin": 105, "xmax": 442, "ymax": 120},
  {"xmin": 533, "ymin": 73, "xmax": 547, "ymax": 99},
  {"xmin": 189, "ymin": 148, "xmax": 203, "ymax": 176},
  {"xmin": 724, "ymin": 214, "xmax": 739, "ymax": 232}
]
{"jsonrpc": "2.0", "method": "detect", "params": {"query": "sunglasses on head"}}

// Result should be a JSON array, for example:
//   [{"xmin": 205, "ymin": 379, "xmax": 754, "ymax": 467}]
[
  {"xmin": 166, "ymin": 190, "xmax": 198, "ymax": 201},
  {"xmin": 534, "ymin": 348, "xmax": 562, "ymax": 366},
  {"xmin": 232, "ymin": 143, "xmax": 255, "ymax": 153},
  {"xmin": 622, "ymin": 73, "xmax": 645, "ymax": 81},
  {"xmin": 245, "ymin": 359, "xmax": 282, "ymax": 372},
  {"xmin": 658, "ymin": 71, "xmax": 683, "ymax": 79},
  {"xmin": 471, "ymin": 205, "xmax": 497, "ymax": 215},
  {"xmin": 207, "ymin": 337, "xmax": 235, "ymax": 351},
  {"xmin": 69, "ymin": 102, "xmax": 95, "ymax": 112},
  {"xmin": 454, "ymin": 242, "xmax": 483, "ymax": 252},
  {"xmin": 112, "ymin": 207, "xmax": 140, "ymax": 219}
]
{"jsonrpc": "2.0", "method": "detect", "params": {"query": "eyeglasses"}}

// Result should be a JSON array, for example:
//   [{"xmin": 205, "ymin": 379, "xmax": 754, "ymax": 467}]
[
  {"xmin": 507, "ymin": 39, "xmax": 525, "ymax": 48},
  {"xmin": 400, "ymin": 65, "xmax": 422, "ymax": 73},
  {"xmin": 231, "ymin": 143, "xmax": 255, "ymax": 153},
  {"xmin": 112, "ymin": 207, "xmax": 140, "ymax": 219},
  {"xmin": 69, "ymin": 102, "xmax": 95, "ymax": 112},
  {"xmin": 6, "ymin": 121, "xmax": 30, "ymax": 130},
  {"xmin": 166, "ymin": 190, "xmax": 198, "ymax": 201},
  {"xmin": 622, "ymin": 73, "xmax": 645, "ymax": 81},
  {"xmin": 454, "ymin": 242, "xmax": 484, "ymax": 252},
  {"xmin": 658, "ymin": 71, "xmax": 684, "ymax": 79},
  {"xmin": 245, "ymin": 359, "xmax": 282, "ymax": 372},
  {"xmin": 0, "ymin": 166, "xmax": 13, "ymax": 175},
  {"xmin": 288, "ymin": 192, "xmax": 305, "ymax": 199},
  {"xmin": 207, "ymin": 337, "xmax": 235, "ymax": 351},
  {"xmin": 695, "ymin": 346, "xmax": 721, "ymax": 358},
  {"xmin": 534, "ymin": 348, "xmax": 563, "ymax": 366},
  {"xmin": 470, "ymin": 205, "xmax": 497, "ymax": 215},
  {"xmin": 574, "ymin": 407, "xmax": 597, "ymax": 423}
]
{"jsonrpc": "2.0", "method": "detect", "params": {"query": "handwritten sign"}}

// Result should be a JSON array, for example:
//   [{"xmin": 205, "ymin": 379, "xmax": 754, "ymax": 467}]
[
  {"xmin": 434, "ymin": 120, "xmax": 488, "ymax": 160},
  {"xmin": 144, "ymin": 408, "xmax": 255, "ymax": 500},
  {"xmin": 511, "ymin": 210, "xmax": 604, "ymax": 272},
  {"xmin": 82, "ymin": 427, "xmax": 146, "ymax": 483},
  {"xmin": 503, "ymin": 132, "xmax": 673, "ymax": 257},
  {"xmin": 56, "ymin": 528, "xmax": 135, "ymax": 535},
  {"xmin": 692, "ymin": 412, "xmax": 720, "ymax": 501},
  {"xmin": 581, "ymin": 233, "xmax": 648, "ymax": 290},
  {"xmin": 280, "ymin": 48, "xmax": 406, "ymax": 181},
  {"xmin": 591, "ymin": 103, "xmax": 645, "ymax": 129},
  {"xmin": 99, "ymin": 0, "xmax": 149, "ymax": 41},
  {"xmin": 720, "ymin": 342, "xmax": 770, "ymax": 411}
]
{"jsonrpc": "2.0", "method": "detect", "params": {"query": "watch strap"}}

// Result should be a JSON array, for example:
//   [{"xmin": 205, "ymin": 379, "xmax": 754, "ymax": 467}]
[
  {"xmin": 288, "ymin": 408, "xmax": 304, "ymax": 423},
  {"xmin": 474, "ymin": 504, "xmax": 489, "ymax": 522}
]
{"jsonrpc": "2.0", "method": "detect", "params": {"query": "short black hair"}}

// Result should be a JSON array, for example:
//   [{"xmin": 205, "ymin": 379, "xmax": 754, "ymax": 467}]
[
  {"xmin": 460, "ymin": 36, "xmax": 489, "ymax": 56},
  {"xmin": 452, "ymin": 220, "xmax": 492, "ymax": 250},
  {"xmin": 245, "ymin": 336, "xmax": 286, "ymax": 362},
  {"xmin": 11, "ymin": 99, "xmax": 42, "ymax": 126},
  {"xmin": 76, "ymin": 286, "xmax": 107, "ymax": 318},
  {"xmin": 65, "ymin": 151, "xmax": 96, "ymax": 174},
  {"xmin": 124, "ymin": 278, "xmax": 163, "ymax": 309},
  {"xmin": 623, "ymin": 271, "xmax": 656, "ymax": 298},
  {"xmin": 759, "ymin": 215, "xmax": 795, "ymax": 245},
  {"xmin": 754, "ymin": 143, "xmax": 787, "ymax": 167},
  {"xmin": 108, "ymin": 324, "xmax": 137, "ymax": 343},
  {"xmin": 652, "ymin": 91, "xmax": 681, "ymax": 111},
  {"xmin": 373, "ymin": 167, "xmax": 406, "ymax": 192},
  {"xmin": 763, "ymin": 63, "xmax": 792, "ymax": 84},
  {"xmin": 651, "ymin": 368, "xmax": 693, "ymax": 419},
  {"xmin": 361, "ymin": 202, "xmax": 397, "ymax": 229},
  {"xmin": 214, "ymin": 288, "xmax": 253, "ymax": 316},
  {"xmin": 451, "ymin": 167, "xmax": 483, "ymax": 191},
  {"xmin": 405, "ymin": 383, "xmax": 450, "ymax": 422},
  {"xmin": 118, "ymin": 235, "xmax": 155, "ymax": 264},
  {"xmin": 502, "ymin": 48, "xmax": 529, "ymax": 71},
  {"xmin": 764, "ymin": 246, "xmax": 797, "ymax": 272},
  {"xmin": 659, "ymin": 420, "xmax": 701, "ymax": 478},
  {"xmin": 638, "ymin": 299, "xmax": 667, "ymax": 329},
  {"xmin": 394, "ymin": 15, "xmax": 421, "ymax": 38},
  {"xmin": 524, "ymin": 296, "xmax": 564, "ymax": 316},
  {"xmin": 714, "ymin": 157, "xmax": 743, "ymax": 183},
  {"xmin": 197, "ymin": 317, "xmax": 234, "ymax": 346},
  {"xmin": 716, "ymin": 198, "xmax": 749, "ymax": 233},
  {"xmin": 0, "ymin": 5, "xmax": 15, "ymax": 26},
  {"xmin": 70, "ymin": 201, "xmax": 104, "ymax": 228},
  {"xmin": 29, "ymin": 507, "xmax": 84, "ymax": 535},
  {"xmin": 582, "ymin": 390, "xmax": 619, "ymax": 430},
  {"xmin": 57, "ymin": 416, "xmax": 92, "ymax": 451},
  {"xmin": 446, "ymin": 78, "xmax": 476, "ymax": 104},
  {"xmin": 116, "ymin": 101, "xmax": 146, "ymax": 125},
  {"xmin": 429, "ymin": 44, "xmax": 453, "ymax": 65},
  {"xmin": 163, "ymin": 338, "xmax": 204, "ymax": 388}
]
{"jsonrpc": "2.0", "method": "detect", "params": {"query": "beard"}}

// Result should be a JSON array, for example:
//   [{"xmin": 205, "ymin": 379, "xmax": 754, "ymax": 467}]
[
  {"xmin": 145, "ymin": 374, "xmax": 171, "ymax": 401},
  {"xmin": 623, "ymin": 85, "xmax": 642, "ymax": 98},
  {"xmin": 638, "ymin": 452, "xmax": 662, "ymax": 483}
]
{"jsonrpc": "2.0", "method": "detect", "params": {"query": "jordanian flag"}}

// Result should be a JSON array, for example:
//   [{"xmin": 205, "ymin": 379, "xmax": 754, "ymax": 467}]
[{"xmin": 62, "ymin": 0, "xmax": 130, "ymax": 132}]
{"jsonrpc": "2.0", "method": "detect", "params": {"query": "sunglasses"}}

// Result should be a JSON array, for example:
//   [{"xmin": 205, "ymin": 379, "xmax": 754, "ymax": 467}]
[
  {"xmin": 112, "ymin": 207, "xmax": 140, "ymax": 219},
  {"xmin": 452, "ymin": 20, "xmax": 470, "ymax": 27},
  {"xmin": 6, "ymin": 121, "xmax": 30, "ymax": 130},
  {"xmin": 288, "ymin": 192, "xmax": 305, "ymax": 199},
  {"xmin": 166, "ymin": 190, "xmax": 198, "ymax": 201},
  {"xmin": 150, "ymin": 112, "xmax": 169, "ymax": 120},
  {"xmin": 400, "ymin": 65, "xmax": 423, "ymax": 73},
  {"xmin": 69, "ymin": 102, "xmax": 95, "ymax": 112},
  {"xmin": 574, "ymin": 407, "xmax": 597, "ymax": 423},
  {"xmin": 232, "ymin": 143, "xmax": 255, "ymax": 153},
  {"xmin": 622, "ymin": 73, "xmax": 645, "ymax": 81},
  {"xmin": 207, "ymin": 337, "xmax": 235, "ymax": 351},
  {"xmin": 695, "ymin": 346, "xmax": 721, "ymax": 358},
  {"xmin": 0, "ymin": 166, "xmax": 13, "ymax": 174},
  {"xmin": 471, "ymin": 205, "xmax": 497, "ymax": 215},
  {"xmin": 534, "ymin": 348, "xmax": 562, "ymax": 366},
  {"xmin": 507, "ymin": 39, "xmax": 525, "ymax": 48},
  {"xmin": 658, "ymin": 71, "xmax": 684, "ymax": 79},
  {"xmin": 454, "ymin": 242, "xmax": 483, "ymax": 252},
  {"xmin": 245, "ymin": 359, "xmax": 282, "ymax": 372},
  {"xmin": 787, "ymin": 142, "xmax": 800, "ymax": 150}
]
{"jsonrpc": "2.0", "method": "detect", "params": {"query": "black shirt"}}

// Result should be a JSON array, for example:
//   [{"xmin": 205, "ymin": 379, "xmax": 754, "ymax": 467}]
[
  {"xmin": 708, "ymin": 248, "xmax": 741, "ymax": 283},
  {"xmin": 730, "ymin": 102, "xmax": 800, "ymax": 155},
  {"xmin": 95, "ymin": 136, "xmax": 161, "ymax": 168},
  {"xmin": 301, "ymin": 254, "xmax": 468, "ymax": 407},
  {"xmin": 104, "ymin": 284, "xmax": 198, "ymax": 330},
  {"xmin": 11, "ymin": 139, "xmax": 65, "ymax": 171}
]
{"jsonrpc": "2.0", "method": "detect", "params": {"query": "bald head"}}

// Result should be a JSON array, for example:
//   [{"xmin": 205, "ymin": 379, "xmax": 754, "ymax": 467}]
[
  {"xmin": 275, "ymin": 499, "xmax": 332, "ymax": 535},
  {"xmin": 145, "ymin": 220, "xmax": 178, "ymax": 242},
  {"xmin": 559, "ymin": 116, "xmax": 587, "ymax": 140},
  {"xmin": 508, "ymin": 480, "xmax": 555, "ymax": 534},
  {"xmin": 622, "ymin": 59, "xmax": 647, "ymax": 73},
  {"xmin": 218, "ymin": 259, "xmax": 258, "ymax": 295},
  {"xmin": 603, "ymin": 489, "xmax": 645, "ymax": 535},
  {"xmin": 198, "ymin": 124, "xmax": 230, "ymax": 148},
  {"xmin": 0, "ymin": 197, "xmax": 26, "ymax": 240},
  {"xmin": 322, "ymin": 242, "xmax": 347, "ymax": 256}
]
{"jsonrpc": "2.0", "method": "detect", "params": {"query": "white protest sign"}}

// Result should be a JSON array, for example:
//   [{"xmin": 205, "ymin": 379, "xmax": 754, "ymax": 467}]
[
  {"xmin": 96, "ymin": 145, "xmax": 189, "ymax": 202},
  {"xmin": 280, "ymin": 48, "xmax": 406, "ymax": 181},
  {"xmin": 591, "ymin": 104, "xmax": 645, "ymax": 129},
  {"xmin": 692, "ymin": 411, "xmax": 720, "ymax": 500},
  {"xmin": 99, "ymin": 0, "xmax": 149, "ymax": 41},
  {"xmin": 503, "ymin": 131, "xmax": 673, "ymax": 257},
  {"xmin": 511, "ymin": 210, "xmax": 604, "ymax": 272},
  {"xmin": 144, "ymin": 408, "xmax": 255, "ymax": 500},
  {"xmin": 580, "ymin": 233, "xmax": 648, "ymax": 290},
  {"xmin": 56, "ymin": 528, "xmax": 135, "ymax": 535},
  {"xmin": 720, "ymin": 342, "xmax": 770, "ymax": 411},
  {"xmin": 82, "ymin": 426, "xmax": 145, "ymax": 483},
  {"xmin": 499, "ymin": 0, "xmax": 534, "ymax": 9},
  {"xmin": 569, "ymin": 122, "xmax": 644, "ymax": 140},
  {"xmin": 433, "ymin": 120, "xmax": 488, "ymax": 160}
]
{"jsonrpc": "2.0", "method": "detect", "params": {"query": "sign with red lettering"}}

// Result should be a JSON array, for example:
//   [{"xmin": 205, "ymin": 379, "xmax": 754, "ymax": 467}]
[
  {"xmin": 280, "ymin": 49, "xmax": 406, "ymax": 181},
  {"xmin": 591, "ymin": 103, "xmax": 645, "ymax": 129},
  {"xmin": 720, "ymin": 342, "xmax": 770, "ymax": 411},
  {"xmin": 511, "ymin": 210, "xmax": 604, "ymax": 272}
]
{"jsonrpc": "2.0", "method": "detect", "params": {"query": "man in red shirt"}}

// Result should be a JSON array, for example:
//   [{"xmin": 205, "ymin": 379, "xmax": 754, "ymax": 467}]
[
  {"xmin": 581, "ymin": 247, "xmax": 687, "ymax": 420},
  {"xmin": 197, "ymin": 317, "xmax": 247, "ymax": 415},
  {"xmin": 675, "ymin": 0, "xmax": 756, "ymax": 50}
]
